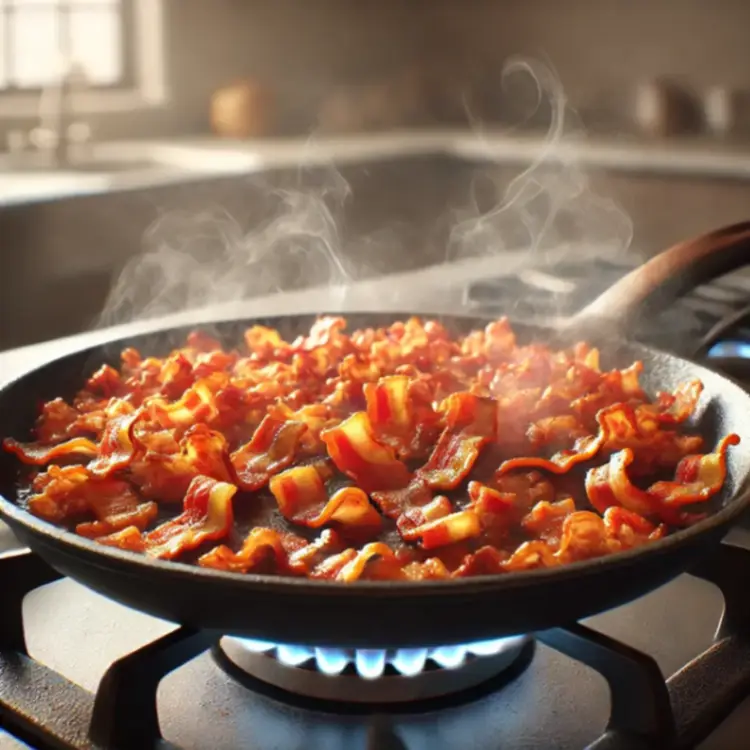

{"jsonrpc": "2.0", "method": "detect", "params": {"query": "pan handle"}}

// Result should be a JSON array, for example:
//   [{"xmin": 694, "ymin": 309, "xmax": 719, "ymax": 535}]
[{"xmin": 561, "ymin": 221, "xmax": 750, "ymax": 341}]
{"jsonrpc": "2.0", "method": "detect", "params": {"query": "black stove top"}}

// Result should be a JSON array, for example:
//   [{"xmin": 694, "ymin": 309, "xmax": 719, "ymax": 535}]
[{"xmin": 5, "ymin": 257, "xmax": 750, "ymax": 750}]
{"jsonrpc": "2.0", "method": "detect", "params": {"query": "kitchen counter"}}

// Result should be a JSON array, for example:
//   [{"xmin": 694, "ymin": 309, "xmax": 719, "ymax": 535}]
[{"xmin": 5, "ymin": 129, "xmax": 750, "ymax": 207}]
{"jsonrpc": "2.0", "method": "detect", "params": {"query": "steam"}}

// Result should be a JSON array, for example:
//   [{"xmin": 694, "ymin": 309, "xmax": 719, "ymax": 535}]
[
  {"xmin": 448, "ymin": 57, "xmax": 633, "ymax": 268},
  {"xmin": 99, "ymin": 58, "xmax": 633, "ymax": 329},
  {"xmin": 99, "ymin": 158, "xmax": 355, "ymax": 327}
]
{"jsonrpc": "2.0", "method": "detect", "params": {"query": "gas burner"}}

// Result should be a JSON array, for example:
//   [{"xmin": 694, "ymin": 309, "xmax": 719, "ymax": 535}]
[{"xmin": 218, "ymin": 635, "xmax": 531, "ymax": 703}]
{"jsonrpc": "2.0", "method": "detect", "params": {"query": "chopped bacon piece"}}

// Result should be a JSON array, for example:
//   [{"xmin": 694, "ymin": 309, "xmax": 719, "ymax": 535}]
[
  {"xmin": 287, "ymin": 529, "xmax": 345, "ymax": 575},
  {"xmin": 130, "ymin": 424, "xmax": 234, "ymax": 501},
  {"xmin": 140, "ymin": 476, "xmax": 237, "ymax": 559},
  {"xmin": 35, "ymin": 398, "xmax": 82, "ymax": 443},
  {"xmin": 151, "ymin": 380, "xmax": 219, "ymax": 427},
  {"xmin": 586, "ymin": 434, "xmax": 739, "ymax": 525},
  {"xmin": 453, "ymin": 545, "xmax": 507, "ymax": 577},
  {"xmin": 230, "ymin": 416, "xmax": 307, "ymax": 491},
  {"xmin": 370, "ymin": 478, "xmax": 433, "ymax": 519},
  {"xmin": 321, "ymin": 411, "xmax": 411, "ymax": 493},
  {"xmin": 363, "ymin": 374, "xmax": 439, "ymax": 458},
  {"xmin": 3, "ymin": 436, "xmax": 99, "ymax": 465},
  {"xmin": 88, "ymin": 411, "xmax": 143, "ymax": 477},
  {"xmin": 418, "ymin": 393, "xmax": 496, "ymax": 490},
  {"xmin": 26, "ymin": 465, "xmax": 92, "ymax": 521},
  {"xmin": 521, "ymin": 497, "xmax": 577, "ymax": 546},
  {"xmin": 76, "ymin": 494, "xmax": 158, "ymax": 538},
  {"xmin": 86, "ymin": 364, "xmax": 124, "ymax": 397},
  {"xmin": 502, "ymin": 540, "xmax": 560, "ymax": 571},
  {"xmin": 97, "ymin": 525, "xmax": 147, "ymax": 553},
  {"xmin": 400, "ymin": 508, "xmax": 482, "ymax": 550},
  {"xmin": 198, "ymin": 527, "xmax": 307, "ymax": 574},
  {"xmin": 269, "ymin": 464, "xmax": 382, "ymax": 531},
  {"xmin": 335, "ymin": 542, "xmax": 406, "ymax": 582}
]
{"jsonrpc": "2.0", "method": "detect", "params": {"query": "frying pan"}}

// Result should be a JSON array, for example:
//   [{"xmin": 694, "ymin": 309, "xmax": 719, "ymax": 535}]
[{"xmin": 2, "ymin": 223, "xmax": 750, "ymax": 648}]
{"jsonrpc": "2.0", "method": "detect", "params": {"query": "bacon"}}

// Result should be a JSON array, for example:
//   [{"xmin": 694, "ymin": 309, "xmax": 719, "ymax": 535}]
[
  {"xmin": 230, "ymin": 416, "xmax": 307, "ymax": 491},
  {"xmin": 97, "ymin": 525, "xmax": 147, "ymax": 553},
  {"xmin": 5, "ymin": 315, "xmax": 739, "ymax": 583},
  {"xmin": 399, "ymin": 507, "xmax": 482, "ymax": 550},
  {"xmin": 137, "ymin": 475, "xmax": 237, "ymax": 559},
  {"xmin": 269, "ymin": 464, "xmax": 382, "ymax": 531},
  {"xmin": 88, "ymin": 411, "xmax": 143, "ymax": 477},
  {"xmin": 35, "ymin": 398, "xmax": 82, "ymax": 442},
  {"xmin": 24, "ymin": 464, "xmax": 157, "ymax": 538},
  {"xmin": 76, "ymin": 488, "xmax": 158, "ymax": 538},
  {"xmin": 521, "ymin": 498, "xmax": 577, "ymax": 545},
  {"xmin": 363, "ymin": 375, "xmax": 439, "ymax": 458},
  {"xmin": 3, "ymin": 436, "xmax": 99, "ymax": 465},
  {"xmin": 585, "ymin": 434, "xmax": 739, "ymax": 525},
  {"xmin": 198, "ymin": 527, "xmax": 307, "ymax": 574},
  {"xmin": 417, "ymin": 392, "xmax": 496, "ymax": 490},
  {"xmin": 129, "ymin": 424, "xmax": 234, "ymax": 500},
  {"xmin": 370, "ymin": 478, "xmax": 433, "ymax": 519},
  {"xmin": 453, "ymin": 545, "xmax": 508, "ymax": 577},
  {"xmin": 287, "ymin": 529, "xmax": 346, "ymax": 574},
  {"xmin": 150, "ymin": 380, "xmax": 219, "ymax": 426},
  {"xmin": 335, "ymin": 542, "xmax": 406, "ymax": 582},
  {"xmin": 320, "ymin": 411, "xmax": 411, "ymax": 493}
]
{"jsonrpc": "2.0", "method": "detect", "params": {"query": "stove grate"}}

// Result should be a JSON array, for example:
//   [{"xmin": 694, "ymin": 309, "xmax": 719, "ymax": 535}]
[{"xmin": 2, "ymin": 545, "xmax": 750, "ymax": 750}]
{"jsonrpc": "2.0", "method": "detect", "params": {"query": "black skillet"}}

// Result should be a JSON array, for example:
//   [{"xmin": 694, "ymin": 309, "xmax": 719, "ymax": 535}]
[{"xmin": 2, "ymin": 223, "xmax": 750, "ymax": 648}]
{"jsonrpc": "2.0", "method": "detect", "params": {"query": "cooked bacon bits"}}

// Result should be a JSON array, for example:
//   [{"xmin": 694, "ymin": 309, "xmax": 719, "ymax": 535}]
[{"xmin": 3, "ymin": 316, "xmax": 740, "ymax": 581}]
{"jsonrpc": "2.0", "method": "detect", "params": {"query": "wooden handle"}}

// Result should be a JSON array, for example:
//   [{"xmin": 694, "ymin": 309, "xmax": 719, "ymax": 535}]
[{"xmin": 562, "ymin": 221, "xmax": 750, "ymax": 341}]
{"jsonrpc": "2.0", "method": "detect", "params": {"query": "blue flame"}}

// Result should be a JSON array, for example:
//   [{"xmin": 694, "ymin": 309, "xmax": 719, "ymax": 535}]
[
  {"xmin": 314, "ymin": 648, "xmax": 349, "ymax": 675},
  {"xmin": 429, "ymin": 645, "xmax": 467, "ymax": 669},
  {"xmin": 355, "ymin": 649, "xmax": 387, "ymax": 679},
  {"xmin": 233, "ymin": 635, "xmax": 525, "ymax": 678},
  {"xmin": 391, "ymin": 648, "xmax": 428, "ymax": 676},
  {"xmin": 708, "ymin": 341, "xmax": 750, "ymax": 359},
  {"xmin": 276, "ymin": 645, "xmax": 314, "ymax": 666}
]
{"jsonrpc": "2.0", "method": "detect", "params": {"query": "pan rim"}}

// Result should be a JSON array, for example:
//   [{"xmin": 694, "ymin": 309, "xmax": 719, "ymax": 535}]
[{"xmin": 1, "ymin": 310, "xmax": 749, "ymax": 598}]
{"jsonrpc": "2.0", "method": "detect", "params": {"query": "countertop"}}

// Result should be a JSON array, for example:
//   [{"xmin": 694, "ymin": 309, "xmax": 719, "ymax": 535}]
[{"xmin": 5, "ymin": 129, "xmax": 750, "ymax": 207}]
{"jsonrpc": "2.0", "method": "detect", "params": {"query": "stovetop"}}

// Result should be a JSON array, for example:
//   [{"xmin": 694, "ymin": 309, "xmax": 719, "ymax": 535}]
[{"xmin": 5, "ymin": 256, "xmax": 750, "ymax": 750}]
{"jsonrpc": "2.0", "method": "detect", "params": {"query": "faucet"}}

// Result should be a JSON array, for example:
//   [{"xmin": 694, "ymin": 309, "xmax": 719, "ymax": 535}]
[{"xmin": 27, "ymin": 63, "xmax": 91, "ymax": 168}]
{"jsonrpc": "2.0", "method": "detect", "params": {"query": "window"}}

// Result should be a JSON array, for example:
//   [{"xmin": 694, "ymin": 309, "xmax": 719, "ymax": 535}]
[
  {"xmin": 0, "ymin": 0, "xmax": 164, "ymax": 115},
  {"xmin": 0, "ymin": 0, "xmax": 128, "ymax": 91}
]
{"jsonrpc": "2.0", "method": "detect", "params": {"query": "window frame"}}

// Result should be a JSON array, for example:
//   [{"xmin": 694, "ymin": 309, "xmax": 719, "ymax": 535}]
[{"xmin": 0, "ymin": 0, "xmax": 166, "ymax": 117}]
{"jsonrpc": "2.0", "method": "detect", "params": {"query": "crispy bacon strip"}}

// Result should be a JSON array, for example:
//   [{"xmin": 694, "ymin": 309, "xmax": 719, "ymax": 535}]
[
  {"xmin": 320, "ymin": 411, "xmax": 411, "ymax": 493},
  {"xmin": 76, "ymin": 488, "xmax": 158, "ymax": 539},
  {"xmin": 363, "ymin": 374, "xmax": 439, "ymax": 458},
  {"xmin": 231, "ymin": 416, "xmax": 307, "ymax": 491},
  {"xmin": 136, "ymin": 475, "xmax": 237, "ymax": 559},
  {"xmin": 88, "ymin": 411, "xmax": 143, "ymax": 477},
  {"xmin": 370, "ymin": 478, "xmax": 433, "ymax": 519},
  {"xmin": 97, "ymin": 525, "xmax": 147, "ymax": 553},
  {"xmin": 130, "ymin": 424, "xmax": 235, "ymax": 500},
  {"xmin": 399, "ymin": 508, "xmax": 482, "ymax": 550},
  {"xmin": 418, "ymin": 392, "xmax": 496, "ymax": 490},
  {"xmin": 335, "ymin": 542, "xmax": 406, "ymax": 582},
  {"xmin": 585, "ymin": 434, "xmax": 739, "ymax": 524},
  {"xmin": 198, "ymin": 527, "xmax": 307, "ymax": 573},
  {"xmin": 151, "ymin": 380, "xmax": 219, "ymax": 426},
  {"xmin": 3, "ymin": 436, "xmax": 99, "ymax": 465},
  {"xmin": 269, "ymin": 464, "xmax": 382, "ymax": 530}
]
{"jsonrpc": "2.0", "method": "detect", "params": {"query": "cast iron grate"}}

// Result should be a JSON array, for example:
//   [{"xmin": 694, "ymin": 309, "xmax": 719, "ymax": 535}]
[{"xmin": 1, "ymin": 544, "xmax": 750, "ymax": 750}]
